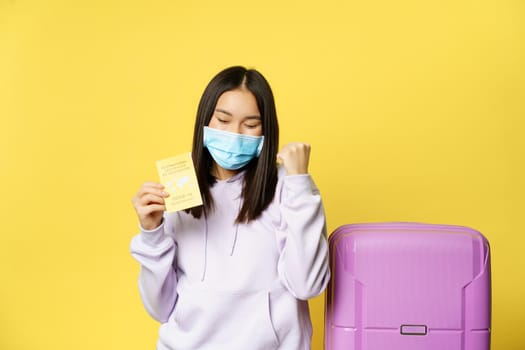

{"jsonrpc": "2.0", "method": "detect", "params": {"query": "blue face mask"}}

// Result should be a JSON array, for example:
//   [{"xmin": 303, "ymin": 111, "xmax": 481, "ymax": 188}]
[{"xmin": 203, "ymin": 126, "xmax": 264, "ymax": 170}]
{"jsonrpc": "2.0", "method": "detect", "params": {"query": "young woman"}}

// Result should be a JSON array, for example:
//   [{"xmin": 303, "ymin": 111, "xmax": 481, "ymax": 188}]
[{"xmin": 130, "ymin": 66, "xmax": 330, "ymax": 350}]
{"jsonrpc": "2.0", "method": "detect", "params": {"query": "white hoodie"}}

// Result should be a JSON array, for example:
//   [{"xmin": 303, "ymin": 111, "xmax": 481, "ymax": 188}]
[{"xmin": 130, "ymin": 168, "xmax": 330, "ymax": 349}]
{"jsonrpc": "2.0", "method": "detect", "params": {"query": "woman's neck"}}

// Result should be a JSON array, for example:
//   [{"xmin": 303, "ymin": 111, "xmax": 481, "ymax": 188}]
[{"xmin": 211, "ymin": 164, "xmax": 239, "ymax": 180}]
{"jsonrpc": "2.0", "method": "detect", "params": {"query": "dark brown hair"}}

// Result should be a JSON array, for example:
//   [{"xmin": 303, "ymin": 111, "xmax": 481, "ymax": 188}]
[{"xmin": 186, "ymin": 66, "xmax": 279, "ymax": 223}]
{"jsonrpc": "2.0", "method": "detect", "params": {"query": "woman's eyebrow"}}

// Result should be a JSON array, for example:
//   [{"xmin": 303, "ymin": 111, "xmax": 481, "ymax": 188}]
[
  {"xmin": 215, "ymin": 108, "xmax": 232, "ymax": 116},
  {"xmin": 215, "ymin": 109, "xmax": 261, "ymax": 120}
]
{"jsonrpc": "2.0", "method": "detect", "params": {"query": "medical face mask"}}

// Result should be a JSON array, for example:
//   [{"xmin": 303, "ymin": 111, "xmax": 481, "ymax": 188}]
[{"xmin": 203, "ymin": 126, "xmax": 264, "ymax": 170}]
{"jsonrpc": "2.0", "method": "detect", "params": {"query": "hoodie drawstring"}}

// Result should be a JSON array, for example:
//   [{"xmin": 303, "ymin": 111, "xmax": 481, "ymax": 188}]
[
  {"xmin": 229, "ymin": 196, "xmax": 242, "ymax": 256},
  {"xmin": 201, "ymin": 212, "xmax": 208, "ymax": 282},
  {"xmin": 201, "ymin": 195, "xmax": 241, "ymax": 281},
  {"xmin": 230, "ymin": 224, "xmax": 239, "ymax": 256}
]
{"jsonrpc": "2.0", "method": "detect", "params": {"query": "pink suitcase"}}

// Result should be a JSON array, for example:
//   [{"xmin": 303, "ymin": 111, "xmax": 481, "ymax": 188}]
[{"xmin": 325, "ymin": 223, "xmax": 491, "ymax": 350}]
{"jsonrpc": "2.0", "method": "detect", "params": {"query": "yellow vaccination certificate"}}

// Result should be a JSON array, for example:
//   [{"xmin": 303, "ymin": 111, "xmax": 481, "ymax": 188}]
[{"xmin": 156, "ymin": 153, "xmax": 203, "ymax": 212}]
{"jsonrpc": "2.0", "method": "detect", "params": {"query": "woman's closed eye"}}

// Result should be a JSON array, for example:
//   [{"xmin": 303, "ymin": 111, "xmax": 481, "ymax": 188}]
[
  {"xmin": 244, "ymin": 122, "xmax": 261, "ymax": 129},
  {"xmin": 214, "ymin": 115, "xmax": 229, "ymax": 123}
]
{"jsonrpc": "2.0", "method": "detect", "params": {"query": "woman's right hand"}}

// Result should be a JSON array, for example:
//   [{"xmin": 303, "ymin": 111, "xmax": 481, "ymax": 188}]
[{"xmin": 132, "ymin": 182, "xmax": 169, "ymax": 230}]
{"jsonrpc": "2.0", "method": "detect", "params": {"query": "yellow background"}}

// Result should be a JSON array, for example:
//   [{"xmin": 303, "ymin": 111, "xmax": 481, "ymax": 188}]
[{"xmin": 1, "ymin": 0, "xmax": 523, "ymax": 349}]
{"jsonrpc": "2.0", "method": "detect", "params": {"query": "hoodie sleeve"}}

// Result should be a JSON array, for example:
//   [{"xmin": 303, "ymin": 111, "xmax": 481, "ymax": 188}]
[
  {"xmin": 276, "ymin": 173, "xmax": 331, "ymax": 300},
  {"xmin": 130, "ymin": 214, "xmax": 178, "ymax": 323}
]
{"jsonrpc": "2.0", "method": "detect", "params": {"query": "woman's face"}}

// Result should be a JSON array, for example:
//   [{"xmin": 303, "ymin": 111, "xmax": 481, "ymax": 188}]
[{"xmin": 208, "ymin": 88, "xmax": 263, "ymax": 136}]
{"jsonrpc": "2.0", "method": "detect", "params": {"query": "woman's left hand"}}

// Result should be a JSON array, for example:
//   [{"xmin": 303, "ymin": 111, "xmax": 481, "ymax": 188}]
[{"xmin": 277, "ymin": 142, "xmax": 311, "ymax": 175}]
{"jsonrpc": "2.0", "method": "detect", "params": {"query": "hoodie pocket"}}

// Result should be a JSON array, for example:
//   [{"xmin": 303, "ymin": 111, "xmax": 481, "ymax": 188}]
[{"xmin": 170, "ymin": 285, "xmax": 279, "ymax": 350}]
